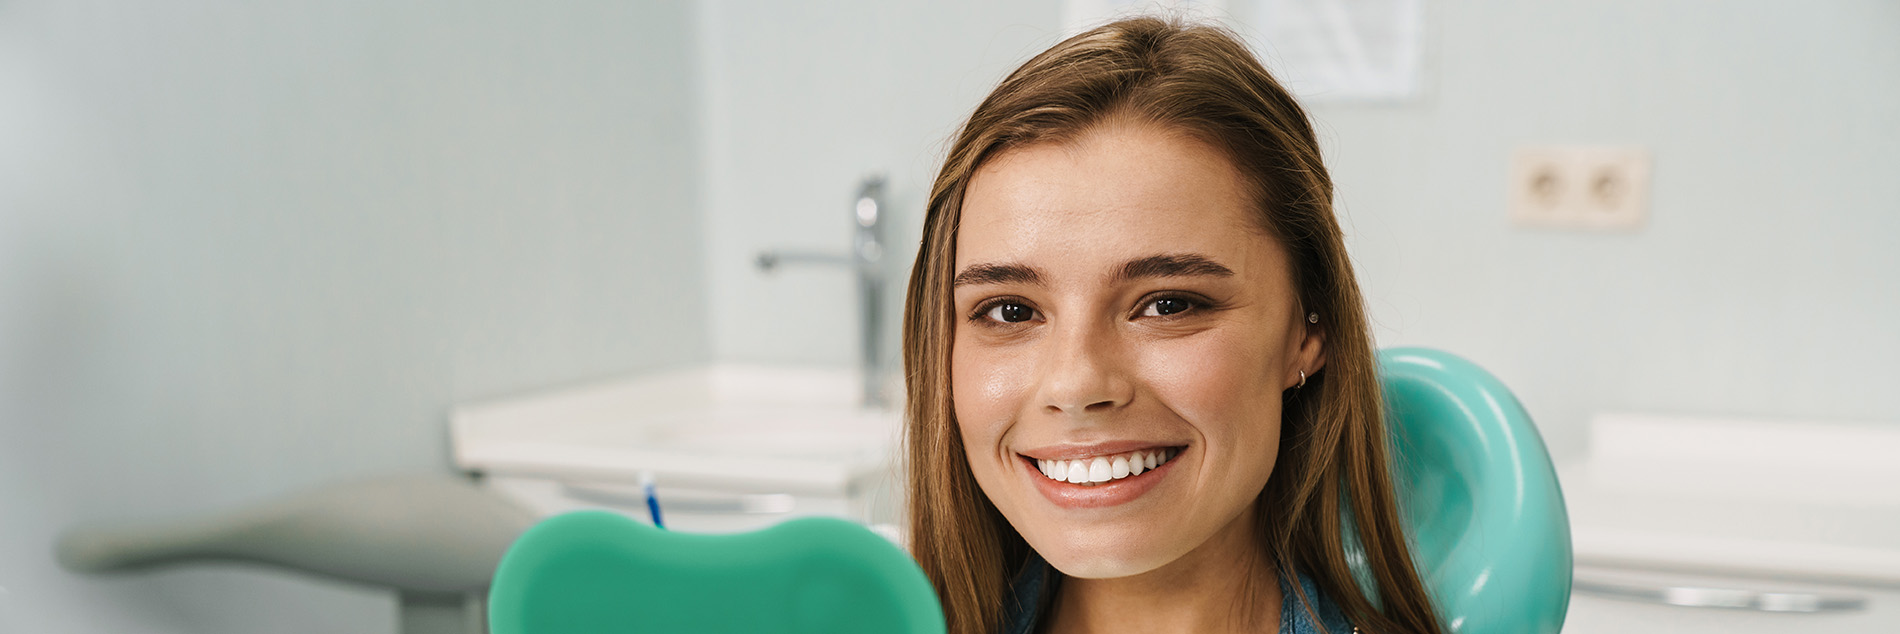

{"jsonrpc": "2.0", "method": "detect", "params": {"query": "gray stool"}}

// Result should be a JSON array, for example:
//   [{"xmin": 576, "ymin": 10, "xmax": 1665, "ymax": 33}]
[{"xmin": 56, "ymin": 474, "xmax": 535, "ymax": 634}]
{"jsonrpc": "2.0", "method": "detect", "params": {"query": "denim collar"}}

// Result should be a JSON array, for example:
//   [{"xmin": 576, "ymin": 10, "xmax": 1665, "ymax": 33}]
[{"xmin": 1000, "ymin": 552, "xmax": 1355, "ymax": 634}]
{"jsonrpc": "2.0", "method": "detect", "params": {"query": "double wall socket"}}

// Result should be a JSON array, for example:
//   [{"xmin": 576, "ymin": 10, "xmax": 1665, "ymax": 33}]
[{"xmin": 1509, "ymin": 146, "xmax": 1651, "ymax": 232}]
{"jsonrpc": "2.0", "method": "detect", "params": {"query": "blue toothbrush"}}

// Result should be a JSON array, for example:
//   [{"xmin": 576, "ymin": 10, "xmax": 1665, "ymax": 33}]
[{"xmin": 641, "ymin": 471, "xmax": 665, "ymax": 529}]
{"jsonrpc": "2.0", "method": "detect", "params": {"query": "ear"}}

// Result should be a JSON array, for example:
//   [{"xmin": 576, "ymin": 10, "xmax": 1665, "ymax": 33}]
[{"xmin": 1288, "ymin": 316, "xmax": 1326, "ymax": 389}]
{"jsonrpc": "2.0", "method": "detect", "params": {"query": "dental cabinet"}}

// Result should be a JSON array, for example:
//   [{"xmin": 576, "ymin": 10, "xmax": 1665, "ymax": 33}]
[
  {"xmin": 450, "ymin": 366, "xmax": 904, "ymax": 539},
  {"xmin": 1560, "ymin": 414, "xmax": 1900, "ymax": 632}
]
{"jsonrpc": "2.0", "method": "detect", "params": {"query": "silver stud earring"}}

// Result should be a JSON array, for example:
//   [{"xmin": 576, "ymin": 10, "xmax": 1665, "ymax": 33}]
[
  {"xmin": 1307, "ymin": 312, "xmax": 1319, "ymax": 324},
  {"xmin": 1296, "ymin": 370, "xmax": 1307, "ymax": 389}
]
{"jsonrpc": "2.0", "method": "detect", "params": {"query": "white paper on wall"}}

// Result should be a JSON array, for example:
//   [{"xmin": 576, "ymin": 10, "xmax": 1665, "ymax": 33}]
[
  {"xmin": 1061, "ymin": 0, "xmax": 1229, "ymax": 36},
  {"xmin": 1061, "ymin": 0, "xmax": 1426, "ymax": 103}
]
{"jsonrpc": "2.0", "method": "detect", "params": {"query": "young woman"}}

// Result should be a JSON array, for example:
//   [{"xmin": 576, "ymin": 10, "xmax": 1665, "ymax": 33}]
[{"xmin": 901, "ymin": 17, "xmax": 1444, "ymax": 634}]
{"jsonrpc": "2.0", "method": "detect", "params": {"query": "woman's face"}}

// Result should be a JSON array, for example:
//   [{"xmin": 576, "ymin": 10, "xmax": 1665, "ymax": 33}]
[{"xmin": 950, "ymin": 121, "xmax": 1322, "ymax": 578}]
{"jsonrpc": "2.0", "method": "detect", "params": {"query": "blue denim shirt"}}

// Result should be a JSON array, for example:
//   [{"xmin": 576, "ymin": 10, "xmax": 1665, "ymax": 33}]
[{"xmin": 1000, "ymin": 552, "xmax": 1354, "ymax": 634}]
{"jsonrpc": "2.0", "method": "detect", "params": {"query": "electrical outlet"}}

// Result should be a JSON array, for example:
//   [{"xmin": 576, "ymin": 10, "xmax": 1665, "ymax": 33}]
[{"xmin": 1510, "ymin": 146, "xmax": 1651, "ymax": 231}]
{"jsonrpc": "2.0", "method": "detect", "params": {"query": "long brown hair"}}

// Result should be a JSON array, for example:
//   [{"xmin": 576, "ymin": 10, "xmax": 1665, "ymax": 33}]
[{"xmin": 902, "ymin": 16, "xmax": 1441, "ymax": 634}]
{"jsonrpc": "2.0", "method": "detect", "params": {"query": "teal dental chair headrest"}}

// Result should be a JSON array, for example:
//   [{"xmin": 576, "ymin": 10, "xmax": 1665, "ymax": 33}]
[{"xmin": 1376, "ymin": 347, "xmax": 1573, "ymax": 633}]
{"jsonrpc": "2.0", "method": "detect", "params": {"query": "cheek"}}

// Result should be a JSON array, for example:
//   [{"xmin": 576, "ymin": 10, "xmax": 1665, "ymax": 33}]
[
  {"xmin": 950, "ymin": 337, "xmax": 1036, "ymax": 456},
  {"xmin": 1138, "ymin": 327, "xmax": 1286, "ymax": 454}
]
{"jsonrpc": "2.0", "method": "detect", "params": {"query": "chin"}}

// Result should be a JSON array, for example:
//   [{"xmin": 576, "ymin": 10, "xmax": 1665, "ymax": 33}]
[
  {"xmin": 1049, "ymin": 556, "xmax": 1163, "ymax": 580},
  {"xmin": 1030, "ymin": 529, "xmax": 1182, "ymax": 579}
]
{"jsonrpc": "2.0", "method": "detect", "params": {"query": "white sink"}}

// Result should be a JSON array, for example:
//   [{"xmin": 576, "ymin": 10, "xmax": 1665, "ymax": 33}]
[{"xmin": 450, "ymin": 365, "xmax": 904, "ymax": 532}]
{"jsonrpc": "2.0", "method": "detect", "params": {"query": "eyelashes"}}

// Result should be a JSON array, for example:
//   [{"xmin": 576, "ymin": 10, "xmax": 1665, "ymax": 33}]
[
  {"xmin": 974, "ymin": 299, "xmax": 1038, "ymax": 324},
  {"xmin": 965, "ymin": 292, "xmax": 1221, "ymax": 327},
  {"xmin": 967, "ymin": 297, "xmax": 1036, "ymax": 325}
]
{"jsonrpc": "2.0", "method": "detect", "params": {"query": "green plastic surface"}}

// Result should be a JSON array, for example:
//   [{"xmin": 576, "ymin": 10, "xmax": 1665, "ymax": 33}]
[
  {"xmin": 486, "ymin": 511, "xmax": 946, "ymax": 634},
  {"xmin": 1378, "ymin": 348, "xmax": 1573, "ymax": 634}
]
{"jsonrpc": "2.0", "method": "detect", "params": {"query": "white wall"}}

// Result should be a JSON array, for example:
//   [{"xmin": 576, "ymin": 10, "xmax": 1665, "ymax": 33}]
[
  {"xmin": 695, "ymin": 0, "xmax": 1900, "ymax": 459},
  {"xmin": 1327, "ymin": 0, "xmax": 1900, "ymax": 455},
  {"xmin": 695, "ymin": 0, "xmax": 1061, "ymax": 369},
  {"xmin": 0, "ymin": 1, "xmax": 707, "ymax": 632}
]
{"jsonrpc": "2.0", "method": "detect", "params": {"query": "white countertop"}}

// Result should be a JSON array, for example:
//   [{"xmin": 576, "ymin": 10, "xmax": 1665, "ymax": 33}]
[
  {"xmin": 449, "ymin": 365, "xmax": 903, "ymax": 495},
  {"xmin": 1563, "ymin": 413, "xmax": 1900, "ymax": 587}
]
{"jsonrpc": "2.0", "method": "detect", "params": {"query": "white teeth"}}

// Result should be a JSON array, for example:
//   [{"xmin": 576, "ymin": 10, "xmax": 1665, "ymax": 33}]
[
  {"xmin": 1066, "ymin": 461, "xmax": 1090, "ymax": 484},
  {"xmin": 1033, "ymin": 448, "xmax": 1180, "ymax": 484}
]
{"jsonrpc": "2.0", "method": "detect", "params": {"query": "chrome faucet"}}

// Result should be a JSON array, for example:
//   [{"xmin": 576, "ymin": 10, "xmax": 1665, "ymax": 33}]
[{"xmin": 756, "ymin": 174, "xmax": 889, "ymax": 409}]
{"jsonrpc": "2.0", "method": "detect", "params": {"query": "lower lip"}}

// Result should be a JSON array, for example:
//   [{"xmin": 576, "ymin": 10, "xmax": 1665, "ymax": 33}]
[{"xmin": 1022, "ymin": 451, "xmax": 1181, "ymax": 509}]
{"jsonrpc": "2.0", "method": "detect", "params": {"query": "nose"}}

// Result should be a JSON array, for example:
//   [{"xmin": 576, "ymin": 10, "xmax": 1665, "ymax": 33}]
[{"xmin": 1035, "ymin": 317, "xmax": 1134, "ymax": 415}]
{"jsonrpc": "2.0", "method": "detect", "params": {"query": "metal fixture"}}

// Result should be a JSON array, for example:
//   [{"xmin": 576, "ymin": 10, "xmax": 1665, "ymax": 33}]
[
  {"xmin": 1573, "ymin": 577, "xmax": 1868, "ymax": 613},
  {"xmin": 756, "ymin": 174, "xmax": 889, "ymax": 408}
]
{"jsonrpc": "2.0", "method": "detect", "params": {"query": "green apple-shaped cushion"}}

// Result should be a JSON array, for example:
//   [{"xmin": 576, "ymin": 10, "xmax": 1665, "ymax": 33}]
[{"xmin": 488, "ymin": 511, "xmax": 946, "ymax": 634}]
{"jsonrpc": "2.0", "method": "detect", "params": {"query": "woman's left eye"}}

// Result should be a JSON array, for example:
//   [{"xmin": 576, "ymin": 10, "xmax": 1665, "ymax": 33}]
[
  {"xmin": 986, "ymin": 302, "xmax": 1037, "ymax": 323},
  {"xmin": 1139, "ymin": 296, "xmax": 1196, "ymax": 318}
]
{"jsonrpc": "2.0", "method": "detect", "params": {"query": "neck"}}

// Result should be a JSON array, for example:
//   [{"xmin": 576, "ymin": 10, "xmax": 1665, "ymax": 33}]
[{"xmin": 1044, "ymin": 504, "xmax": 1281, "ymax": 634}]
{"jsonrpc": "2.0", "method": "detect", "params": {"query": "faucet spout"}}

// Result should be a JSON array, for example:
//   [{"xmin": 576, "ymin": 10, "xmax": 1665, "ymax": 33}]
[
  {"xmin": 756, "ymin": 174, "xmax": 891, "ymax": 409},
  {"xmin": 854, "ymin": 175, "xmax": 888, "ymax": 409}
]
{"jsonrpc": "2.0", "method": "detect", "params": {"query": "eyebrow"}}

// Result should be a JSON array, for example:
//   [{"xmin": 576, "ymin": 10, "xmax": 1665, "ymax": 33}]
[
  {"xmin": 952, "ymin": 253, "xmax": 1234, "ymax": 288},
  {"xmin": 1115, "ymin": 253, "xmax": 1235, "ymax": 282},
  {"xmin": 953, "ymin": 262, "xmax": 1043, "ymax": 288}
]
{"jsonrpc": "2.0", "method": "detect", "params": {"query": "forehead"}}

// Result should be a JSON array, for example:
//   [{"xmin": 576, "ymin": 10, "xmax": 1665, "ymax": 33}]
[{"xmin": 956, "ymin": 123, "xmax": 1276, "ymax": 275}]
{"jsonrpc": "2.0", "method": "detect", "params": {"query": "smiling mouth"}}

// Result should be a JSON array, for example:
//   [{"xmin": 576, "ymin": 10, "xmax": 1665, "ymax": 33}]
[{"xmin": 1021, "ymin": 447, "xmax": 1183, "ymax": 486}]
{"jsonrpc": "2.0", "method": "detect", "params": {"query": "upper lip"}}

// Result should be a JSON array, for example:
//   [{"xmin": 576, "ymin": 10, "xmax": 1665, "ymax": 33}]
[{"xmin": 1017, "ymin": 440, "xmax": 1184, "ymax": 461}]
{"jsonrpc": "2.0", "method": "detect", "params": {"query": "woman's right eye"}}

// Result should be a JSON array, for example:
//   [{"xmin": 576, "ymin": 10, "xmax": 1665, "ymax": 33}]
[{"xmin": 981, "ymin": 302, "xmax": 1038, "ymax": 324}]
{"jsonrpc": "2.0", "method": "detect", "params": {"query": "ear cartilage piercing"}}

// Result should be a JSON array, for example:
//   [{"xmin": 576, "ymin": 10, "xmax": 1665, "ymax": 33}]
[
  {"xmin": 1297, "ymin": 370, "xmax": 1307, "ymax": 389},
  {"xmin": 1306, "ymin": 312, "xmax": 1319, "ymax": 324}
]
